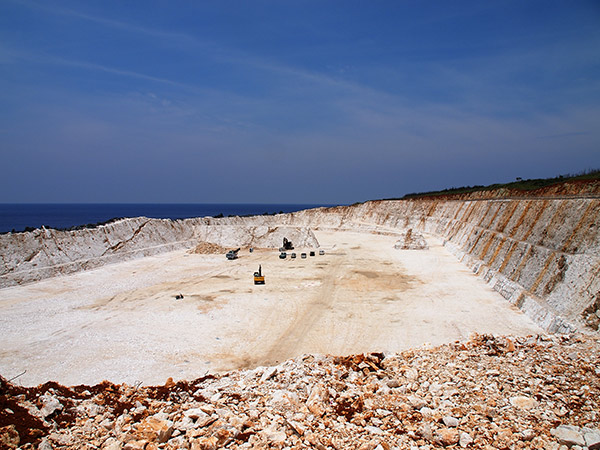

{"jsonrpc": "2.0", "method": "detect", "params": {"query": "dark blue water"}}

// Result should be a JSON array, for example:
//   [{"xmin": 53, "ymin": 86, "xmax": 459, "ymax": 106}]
[{"xmin": 0, "ymin": 204, "xmax": 334, "ymax": 233}]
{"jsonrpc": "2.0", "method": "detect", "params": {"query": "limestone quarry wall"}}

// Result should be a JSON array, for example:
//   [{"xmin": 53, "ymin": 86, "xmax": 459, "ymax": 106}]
[
  {"xmin": 0, "ymin": 217, "xmax": 319, "ymax": 288},
  {"xmin": 1, "ymin": 191, "xmax": 599, "ymax": 333},
  {"xmin": 284, "ymin": 197, "xmax": 599, "ymax": 334},
  {"xmin": 214, "ymin": 195, "xmax": 600, "ymax": 333}
]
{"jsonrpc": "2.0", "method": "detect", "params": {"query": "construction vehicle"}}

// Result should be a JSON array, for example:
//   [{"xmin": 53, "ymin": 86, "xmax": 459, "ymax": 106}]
[
  {"xmin": 226, "ymin": 248, "xmax": 240, "ymax": 260},
  {"xmin": 254, "ymin": 265, "xmax": 265, "ymax": 284},
  {"xmin": 279, "ymin": 252, "xmax": 287, "ymax": 259},
  {"xmin": 283, "ymin": 237, "xmax": 294, "ymax": 250}
]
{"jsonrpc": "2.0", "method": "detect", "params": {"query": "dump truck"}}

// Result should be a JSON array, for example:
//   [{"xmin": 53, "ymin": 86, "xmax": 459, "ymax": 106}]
[
  {"xmin": 254, "ymin": 265, "xmax": 265, "ymax": 284},
  {"xmin": 226, "ymin": 248, "xmax": 241, "ymax": 260}
]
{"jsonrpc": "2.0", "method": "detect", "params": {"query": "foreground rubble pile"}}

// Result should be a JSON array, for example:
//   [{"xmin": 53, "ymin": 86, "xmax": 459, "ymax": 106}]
[{"xmin": 1, "ymin": 334, "xmax": 599, "ymax": 450}]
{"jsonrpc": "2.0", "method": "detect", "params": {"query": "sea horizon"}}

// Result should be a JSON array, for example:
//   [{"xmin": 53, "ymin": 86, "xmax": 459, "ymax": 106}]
[{"xmin": 0, "ymin": 203, "xmax": 340, "ymax": 233}]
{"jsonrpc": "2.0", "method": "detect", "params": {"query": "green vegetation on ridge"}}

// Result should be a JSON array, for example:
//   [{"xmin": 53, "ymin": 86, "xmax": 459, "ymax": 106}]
[{"xmin": 399, "ymin": 169, "xmax": 600, "ymax": 200}]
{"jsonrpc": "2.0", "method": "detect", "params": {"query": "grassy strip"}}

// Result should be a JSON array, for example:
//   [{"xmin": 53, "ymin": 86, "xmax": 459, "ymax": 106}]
[{"xmin": 399, "ymin": 169, "xmax": 600, "ymax": 200}]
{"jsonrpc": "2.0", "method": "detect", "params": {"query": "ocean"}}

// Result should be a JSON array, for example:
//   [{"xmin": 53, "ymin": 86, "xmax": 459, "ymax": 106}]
[{"xmin": 0, "ymin": 203, "xmax": 334, "ymax": 233}]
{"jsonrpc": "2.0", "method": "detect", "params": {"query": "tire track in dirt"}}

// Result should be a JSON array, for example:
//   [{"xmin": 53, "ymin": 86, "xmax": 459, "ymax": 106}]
[{"xmin": 258, "ymin": 254, "xmax": 346, "ymax": 366}]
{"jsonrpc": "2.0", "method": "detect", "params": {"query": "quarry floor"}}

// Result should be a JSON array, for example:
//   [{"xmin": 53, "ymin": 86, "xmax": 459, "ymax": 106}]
[{"xmin": 0, "ymin": 230, "xmax": 543, "ymax": 387}]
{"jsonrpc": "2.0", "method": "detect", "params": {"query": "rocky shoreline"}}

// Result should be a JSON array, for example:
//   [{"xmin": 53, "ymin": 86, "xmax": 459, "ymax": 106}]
[{"xmin": 2, "ymin": 333, "xmax": 599, "ymax": 449}]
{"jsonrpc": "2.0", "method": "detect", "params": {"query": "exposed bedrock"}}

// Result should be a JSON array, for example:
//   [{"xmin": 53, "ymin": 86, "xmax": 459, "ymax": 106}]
[
  {"xmin": 301, "ymin": 197, "xmax": 600, "ymax": 334},
  {"xmin": 1, "ymin": 190, "xmax": 599, "ymax": 333},
  {"xmin": 0, "ymin": 220, "xmax": 319, "ymax": 288}
]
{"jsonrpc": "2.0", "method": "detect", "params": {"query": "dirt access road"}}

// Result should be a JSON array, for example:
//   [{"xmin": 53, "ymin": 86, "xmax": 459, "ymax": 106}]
[{"xmin": 0, "ymin": 230, "xmax": 542, "ymax": 386}]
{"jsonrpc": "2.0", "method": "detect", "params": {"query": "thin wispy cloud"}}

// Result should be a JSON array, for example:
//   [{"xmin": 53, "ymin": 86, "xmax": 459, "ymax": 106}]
[
  {"xmin": 10, "ymin": 0, "xmax": 196, "ymax": 43},
  {"xmin": 52, "ymin": 56, "xmax": 189, "ymax": 88},
  {"xmin": 1, "ymin": 1, "xmax": 598, "ymax": 203},
  {"xmin": 536, "ymin": 132, "xmax": 590, "ymax": 140},
  {"xmin": 8, "ymin": 0, "xmax": 403, "ymax": 105}
]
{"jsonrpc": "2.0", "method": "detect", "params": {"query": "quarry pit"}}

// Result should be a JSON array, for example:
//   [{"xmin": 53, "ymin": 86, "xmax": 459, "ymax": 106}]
[
  {"xmin": 1, "ymin": 182, "xmax": 600, "ymax": 449},
  {"xmin": 1, "ymin": 182, "xmax": 599, "ymax": 387},
  {"xmin": 0, "ymin": 229, "xmax": 541, "ymax": 386}
]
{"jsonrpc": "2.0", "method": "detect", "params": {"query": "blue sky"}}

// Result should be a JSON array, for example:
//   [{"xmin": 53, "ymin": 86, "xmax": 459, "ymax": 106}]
[{"xmin": 1, "ymin": 1, "xmax": 599, "ymax": 204}]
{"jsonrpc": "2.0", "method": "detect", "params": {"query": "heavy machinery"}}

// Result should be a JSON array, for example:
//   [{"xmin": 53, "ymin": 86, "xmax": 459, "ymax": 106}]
[
  {"xmin": 283, "ymin": 237, "xmax": 294, "ymax": 250},
  {"xmin": 226, "ymin": 248, "xmax": 240, "ymax": 260},
  {"xmin": 254, "ymin": 265, "xmax": 265, "ymax": 284}
]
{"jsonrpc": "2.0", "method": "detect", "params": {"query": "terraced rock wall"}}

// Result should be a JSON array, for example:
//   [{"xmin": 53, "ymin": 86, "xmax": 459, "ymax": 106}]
[
  {"xmin": 0, "ymin": 218, "xmax": 318, "ymax": 288},
  {"xmin": 289, "ymin": 197, "xmax": 599, "ymax": 333}
]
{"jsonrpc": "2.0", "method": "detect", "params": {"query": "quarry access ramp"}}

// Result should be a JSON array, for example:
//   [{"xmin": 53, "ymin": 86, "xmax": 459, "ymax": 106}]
[{"xmin": 1, "ymin": 184, "xmax": 599, "ymax": 334}]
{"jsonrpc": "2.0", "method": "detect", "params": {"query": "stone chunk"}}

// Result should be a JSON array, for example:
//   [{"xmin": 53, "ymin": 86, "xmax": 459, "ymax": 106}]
[
  {"xmin": 583, "ymin": 428, "xmax": 600, "ymax": 450},
  {"xmin": 259, "ymin": 366, "xmax": 278, "ymax": 383},
  {"xmin": 191, "ymin": 436, "xmax": 218, "ymax": 450},
  {"xmin": 435, "ymin": 428, "xmax": 460, "ymax": 447},
  {"xmin": 124, "ymin": 440, "xmax": 148, "ymax": 450},
  {"xmin": 184, "ymin": 408, "xmax": 208, "ymax": 420},
  {"xmin": 39, "ymin": 394, "xmax": 63, "ymax": 418},
  {"xmin": 510, "ymin": 395, "xmax": 538, "ymax": 409},
  {"xmin": 405, "ymin": 367, "xmax": 419, "ymax": 380},
  {"xmin": 102, "ymin": 438, "xmax": 121, "ymax": 450},
  {"xmin": 520, "ymin": 429, "xmax": 535, "ymax": 441},
  {"xmin": 0, "ymin": 425, "xmax": 19, "ymax": 449},
  {"xmin": 407, "ymin": 395, "xmax": 426, "ymax": 410},
  {"xmin": 551, "ymin": 425, "xmax": 586, "ymax": 448},
  {"xmin": 38, "ymin": 438, "xmax": 53, "ymax": 450},
  {"xmin": 442, "ymin": 416, "xmax": 459, "ymax": 427},
  {"xmin": 459, "ymin": 431, "xmax": 473, "ymax": 447},
  {"xmin": 259, "ymin": 427, "xmax": 287, "ymax": 443},
  {"xmin": 365, "ymin": 425, "xmax": 384, "ymax": 435},
  {"xmin": 136, "ymin": 417, "xmax": 173, "ymax": 443},
  {"xmin": 287, "ymin": 419, "xmax": 306, "ymax": 436},
  {"xmin": 306, "ymin": 382, "xmax": 329, "ymax": 416},
  {"xmin": 419, "ymin": 423, "xmax": 433, "ymax": 442}
]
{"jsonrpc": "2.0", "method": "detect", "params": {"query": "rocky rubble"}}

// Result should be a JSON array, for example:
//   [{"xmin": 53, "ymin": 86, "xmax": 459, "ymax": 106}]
[
  {"xmin": 1, "ymin": 333, "xmax": 599, "ymax": 450},
  {"xmin": 393, "ymin": 229, "xmax": 428, "ymax": 250}
]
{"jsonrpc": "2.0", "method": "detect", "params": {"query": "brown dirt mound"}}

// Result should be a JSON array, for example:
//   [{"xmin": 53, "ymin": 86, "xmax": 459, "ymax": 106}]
[{"xmin": 189, "ymin": 242, "xmax": 229, "ymax": 254}]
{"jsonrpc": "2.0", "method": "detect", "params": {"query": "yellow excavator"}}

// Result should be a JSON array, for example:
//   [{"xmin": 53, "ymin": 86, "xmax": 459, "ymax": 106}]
[{"xmin": 254, "ymin": 265, "xmax": 265, "ymax": 285}]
